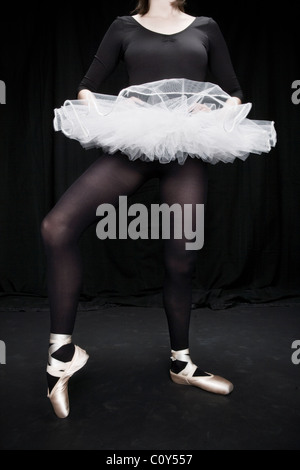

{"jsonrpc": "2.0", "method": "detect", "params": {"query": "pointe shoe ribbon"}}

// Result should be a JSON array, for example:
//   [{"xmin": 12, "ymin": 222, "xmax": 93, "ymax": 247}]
[
  {"xmin": 170, "ymin": 348, "xmax": 233, "ymax": 396},
  {"xmin": 47, "ymin": 335, "xmax": 89, "ymax": 418}
]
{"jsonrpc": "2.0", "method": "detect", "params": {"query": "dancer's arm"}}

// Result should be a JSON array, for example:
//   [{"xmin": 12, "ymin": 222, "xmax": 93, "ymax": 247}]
[
  {"xmin": 206, "ymin": 18, "xmax": 243, "ymax": 103},
  {"xmin": 77, "ymin": 17, "xmax": 124, "ymax": 98}
]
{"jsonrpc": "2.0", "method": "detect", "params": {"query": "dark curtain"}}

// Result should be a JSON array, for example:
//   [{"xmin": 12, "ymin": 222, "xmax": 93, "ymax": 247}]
[{"xmin": 0, "ymin": 2, "xmax": 299, "ymax": 310}]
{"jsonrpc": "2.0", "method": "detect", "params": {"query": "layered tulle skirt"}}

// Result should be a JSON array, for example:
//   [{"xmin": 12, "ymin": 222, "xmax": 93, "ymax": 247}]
[{"xmin": 53, "ymin": 79, "xmax": 276, "ymax": 165}]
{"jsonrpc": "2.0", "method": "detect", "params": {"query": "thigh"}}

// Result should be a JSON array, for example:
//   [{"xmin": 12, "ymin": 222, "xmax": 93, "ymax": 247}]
[
  {"xmin": 159, "ymin": 158, "xmax": 208, "ymax": 254},
  {"xmin": 159, "ymin": 158, "xmax": 208, "ymax": 207},
  {"xmin": 46, "ymin": 152, "xmax": 156, "ymax": 235}
]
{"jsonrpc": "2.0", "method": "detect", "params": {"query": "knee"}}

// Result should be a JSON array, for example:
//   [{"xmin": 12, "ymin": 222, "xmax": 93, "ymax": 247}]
[
  {"xmin": 164, "ymin": 251, "xmax": 196, "ymax": 279},
  {"xmin": 40, "ymin": 213, "xmax": 70, "ymax": 249}
]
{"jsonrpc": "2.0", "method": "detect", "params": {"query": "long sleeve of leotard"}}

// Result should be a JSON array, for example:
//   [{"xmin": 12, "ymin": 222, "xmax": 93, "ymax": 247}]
[
  {"xmin": 205, "ymin": 18, "xmax": 243, "ymax": 100},
  {"xmin": 78, "ymin": 19, "xmax": 124, "ymax": 93}
]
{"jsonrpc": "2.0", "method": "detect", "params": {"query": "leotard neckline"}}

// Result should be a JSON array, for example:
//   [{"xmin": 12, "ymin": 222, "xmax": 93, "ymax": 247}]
[{"xmin": 130, "ymin": 15, "xmax": 197, "ymax": 37}]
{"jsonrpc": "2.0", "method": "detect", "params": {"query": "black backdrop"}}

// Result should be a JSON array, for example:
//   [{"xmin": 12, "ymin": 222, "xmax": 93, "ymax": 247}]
[{"xmin": 0, "ymin": 2, "xmax": 299, "ymax": 310}]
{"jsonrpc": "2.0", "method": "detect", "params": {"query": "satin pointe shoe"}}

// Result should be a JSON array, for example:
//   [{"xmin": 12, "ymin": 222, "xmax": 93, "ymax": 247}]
[
  {"xmin": 47, "ymin": 334, "xmax": 89, "ymax": 418},
  {"xmin": 170, "ymin": 349, "xmax": 233, "ymax": 395}
]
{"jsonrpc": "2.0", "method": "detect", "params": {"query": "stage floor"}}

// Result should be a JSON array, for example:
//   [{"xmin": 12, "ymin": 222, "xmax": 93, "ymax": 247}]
[{"xmin": 0, "ymin": 303, "xmax": 299, "ymax": 450}]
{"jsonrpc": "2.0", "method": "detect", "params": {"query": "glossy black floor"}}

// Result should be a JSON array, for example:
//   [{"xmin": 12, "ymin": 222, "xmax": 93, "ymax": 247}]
[{"xmin": 0, "ymin": 302, "xmax": 300, "ymax": 451}]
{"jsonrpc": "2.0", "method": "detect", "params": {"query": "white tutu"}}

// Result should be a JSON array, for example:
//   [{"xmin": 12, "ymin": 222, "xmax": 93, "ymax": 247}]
[{"xmin": 53, "ymin": 79, "xmax": 276, "ymax": 165}]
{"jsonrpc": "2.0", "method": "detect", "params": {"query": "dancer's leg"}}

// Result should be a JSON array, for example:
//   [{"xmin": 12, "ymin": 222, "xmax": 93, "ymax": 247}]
[
  {"xmin": 160, "ymin": 158, "xmax": 234, "ymax": 394},
  {"xmin": 41, "ymin": 152, "xmax": 155, "ymax": 394},
  {"xmin": 159, "ymin": 158, "xmax": 208, "ymax": 352}
]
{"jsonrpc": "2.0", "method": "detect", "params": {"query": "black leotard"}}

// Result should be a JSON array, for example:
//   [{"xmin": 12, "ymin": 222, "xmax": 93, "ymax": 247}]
[{"xmin": 78, "ymin": 16, "xmax": 243, "ymax": 101}]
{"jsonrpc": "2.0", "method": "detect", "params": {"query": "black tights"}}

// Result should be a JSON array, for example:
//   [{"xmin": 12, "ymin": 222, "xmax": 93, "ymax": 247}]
[{"xmin": 41, "ymin": 152, "xmax": 208, "ymax": 353}]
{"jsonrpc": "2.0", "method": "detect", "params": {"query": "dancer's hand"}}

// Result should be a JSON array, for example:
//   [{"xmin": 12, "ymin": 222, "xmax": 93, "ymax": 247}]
[
  {"xmin": 188, "ymin": 103, "xmax": 211, "ymax": 113},
  {"xmin": 77, "ymin": 89, "xmax": 95, "ymax": 101},
  {"xmin": 225, "ymin": 96, "xmax": 241, "ymax": 107},
  {"xmin": 128, "ymin": 96, "xmax": 146, "ymax": 106}
]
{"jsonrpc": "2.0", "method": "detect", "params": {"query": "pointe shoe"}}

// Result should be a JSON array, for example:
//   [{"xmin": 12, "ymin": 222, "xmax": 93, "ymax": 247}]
[
  {"xmin": 170, "ymin": 349, "xmax": 233, "ymax": 396},
  {"xmin": 47, "ymin": 335, "xmax": 89, "ymax": 418}
]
